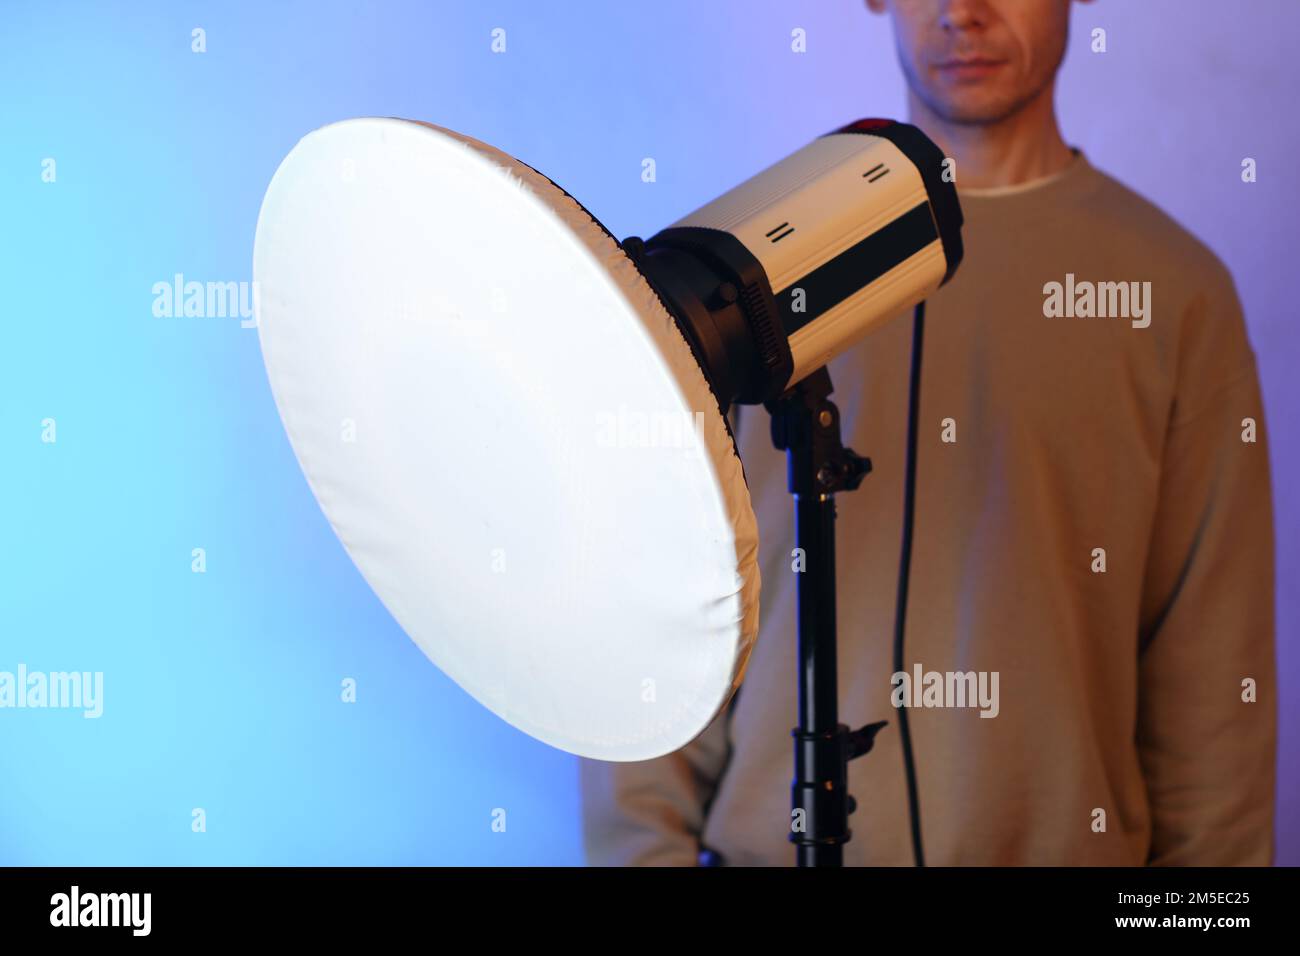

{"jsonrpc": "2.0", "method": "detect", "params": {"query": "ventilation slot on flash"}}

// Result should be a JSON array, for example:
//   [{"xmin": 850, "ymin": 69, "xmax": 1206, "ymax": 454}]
[{"xmin": 766, "ymin": 221, "xmax": 795, "ymax": 243}]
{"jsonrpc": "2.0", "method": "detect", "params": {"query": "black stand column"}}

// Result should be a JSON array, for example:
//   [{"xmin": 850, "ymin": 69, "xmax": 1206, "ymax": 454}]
[{"xmin": 768, "ymin": 367, "xmax": 887, "ymax": 867}]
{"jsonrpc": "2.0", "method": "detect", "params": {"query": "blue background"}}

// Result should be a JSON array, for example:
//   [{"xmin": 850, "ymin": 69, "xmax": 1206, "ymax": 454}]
[{"xmin": 2, "ymin": 0, "xmax": 1296, "ymax": 864}]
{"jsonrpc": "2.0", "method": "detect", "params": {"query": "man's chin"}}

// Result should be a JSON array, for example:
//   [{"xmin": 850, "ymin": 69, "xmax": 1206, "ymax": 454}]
[{"xmin": 924, "ymin": 89, "xmax": 1027, "ymax": 126}]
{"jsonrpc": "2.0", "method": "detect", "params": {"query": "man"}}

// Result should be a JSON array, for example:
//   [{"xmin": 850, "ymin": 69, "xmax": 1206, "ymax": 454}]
[{"xmin": 579, "ymin": 0, "xmax": 1275, "ymax": 865}]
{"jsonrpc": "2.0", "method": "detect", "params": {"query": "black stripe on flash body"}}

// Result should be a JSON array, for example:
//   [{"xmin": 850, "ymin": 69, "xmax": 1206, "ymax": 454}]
[{"xmin": 776, "ymin": 202, "xmax": 938, "ymax": 336}]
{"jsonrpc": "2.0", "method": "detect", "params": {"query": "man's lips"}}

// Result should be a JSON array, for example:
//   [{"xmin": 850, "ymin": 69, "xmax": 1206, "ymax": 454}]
[{"xmin": 933, "ymin": 58, "xmax": 1006, "ymax": 81}]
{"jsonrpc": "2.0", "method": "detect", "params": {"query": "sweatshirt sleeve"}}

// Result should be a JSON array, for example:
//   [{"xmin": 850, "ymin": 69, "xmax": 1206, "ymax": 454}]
[
  {"xmin": 1136, "ymin": 268, "xmax": 1276, "ymax": 866},
  {"xmin": 577, "ymin": 703, "xmax": 733, "ymax": 866}
]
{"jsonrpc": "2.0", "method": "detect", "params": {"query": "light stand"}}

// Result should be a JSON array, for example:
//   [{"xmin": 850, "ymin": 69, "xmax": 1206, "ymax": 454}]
[{"xmin": 767, "ymin": 367, "xmax": 887, "ymax": 866}]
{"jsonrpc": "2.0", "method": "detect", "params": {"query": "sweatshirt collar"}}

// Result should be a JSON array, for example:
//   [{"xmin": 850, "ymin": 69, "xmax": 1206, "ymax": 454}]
[{"xmin": 957, "ymin": 147, "xmax": 1088, "ymax": 199}]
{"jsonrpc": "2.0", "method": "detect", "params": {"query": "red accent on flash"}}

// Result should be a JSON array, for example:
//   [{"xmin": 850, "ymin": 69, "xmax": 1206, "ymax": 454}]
[{"xmin": 837, "ymin": 118, "xmax": 896, "ymax": 133}]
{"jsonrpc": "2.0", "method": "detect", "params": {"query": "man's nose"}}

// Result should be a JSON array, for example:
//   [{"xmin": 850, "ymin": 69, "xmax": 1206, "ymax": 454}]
[{"xmin": 938, "ymin": 0, "xmax": 991, "ymax": 31}]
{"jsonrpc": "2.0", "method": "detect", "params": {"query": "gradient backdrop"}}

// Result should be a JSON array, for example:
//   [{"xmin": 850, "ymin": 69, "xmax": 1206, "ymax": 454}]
[{"xmin": 2, "ymin": 0, "xmax": 1295, "ymax": 865}]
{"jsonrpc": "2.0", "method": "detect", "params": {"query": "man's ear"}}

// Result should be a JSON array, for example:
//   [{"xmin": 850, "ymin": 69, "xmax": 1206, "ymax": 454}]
[{"xmin": 865, "ymin": 0, "xmax": 888, "ymax": 13}]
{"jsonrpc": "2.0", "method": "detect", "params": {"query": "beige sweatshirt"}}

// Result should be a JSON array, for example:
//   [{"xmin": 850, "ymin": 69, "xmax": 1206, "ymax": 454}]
[{"xmin": 578, "ymin": 150, "xmax": 1277, "ymax": 866}]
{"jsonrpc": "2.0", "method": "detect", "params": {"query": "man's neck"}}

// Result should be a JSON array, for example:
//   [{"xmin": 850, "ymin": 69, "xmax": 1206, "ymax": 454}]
[{"xmin": 906, "ymin": 83, "xmax": 1075, "ymax": 190}]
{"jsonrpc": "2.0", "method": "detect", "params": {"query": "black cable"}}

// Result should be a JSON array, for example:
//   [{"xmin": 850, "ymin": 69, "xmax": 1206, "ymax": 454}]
[{"xmin": 894, "ymin": 300, "xmax": 926, "ymax": 867}]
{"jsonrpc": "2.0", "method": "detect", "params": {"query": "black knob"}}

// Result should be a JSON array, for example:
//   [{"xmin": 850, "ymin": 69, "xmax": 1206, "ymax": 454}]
[{"xmin": 621, "ymin": 235, "xmax": 645, "ymax": 260}]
